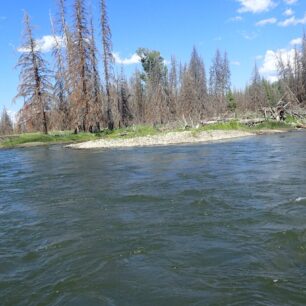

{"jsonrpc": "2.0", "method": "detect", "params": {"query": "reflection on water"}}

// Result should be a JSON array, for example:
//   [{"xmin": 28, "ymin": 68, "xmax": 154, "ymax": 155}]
[{"xmin": 1, "ymin": 131, "xmax": 306, "ymax": 305}]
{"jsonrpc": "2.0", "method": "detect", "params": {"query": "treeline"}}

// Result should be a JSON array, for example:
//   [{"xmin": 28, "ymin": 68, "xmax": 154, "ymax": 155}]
[
  {"xmin": 13, "ymin": 0, "xmax": 306, "ymax": 134},
  {"xmin": 0, "ymin": 108, "xmax": 13, "ymax": 135}
]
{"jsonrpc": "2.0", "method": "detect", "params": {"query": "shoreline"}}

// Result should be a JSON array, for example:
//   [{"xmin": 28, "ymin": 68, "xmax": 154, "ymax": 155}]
[
  {"xmin": 1, "ymin": 120, "xmax": 302, "ymax": 150},
  {"xmin": 67, "ymin": 129, "xmax": 290, "ymax": 150}
]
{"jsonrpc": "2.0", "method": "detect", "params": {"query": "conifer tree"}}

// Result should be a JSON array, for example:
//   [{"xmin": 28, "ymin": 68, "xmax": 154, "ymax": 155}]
[
  {"xmin": 72, "ymin": 0, "xmax": 91, "ymax": 131},
  {"xmin": 101, "ymin": 0, "xmax": 114, "ymax": 130},
  {"xmin": 15, "ymin": 12, "xmax": 52, "ymax": 134},
  {"xmin": 0, "ymin": 108, "xmax": 13, "ymax": 135},
  {"xmin": 89, "ymin": 17, "xmax": 103, "ymax": 130}
]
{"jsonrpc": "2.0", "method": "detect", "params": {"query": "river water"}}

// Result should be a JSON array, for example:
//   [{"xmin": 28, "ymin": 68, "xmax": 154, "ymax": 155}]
[{"xmin": 1, "ymin": 131, "xmax": 306, "ymax": 305}]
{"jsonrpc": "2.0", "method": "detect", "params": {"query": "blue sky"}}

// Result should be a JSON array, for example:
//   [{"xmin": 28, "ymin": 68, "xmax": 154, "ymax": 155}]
[{"xmin": 1, "ymin": 0, "xmax": 306, "ymax": 116}]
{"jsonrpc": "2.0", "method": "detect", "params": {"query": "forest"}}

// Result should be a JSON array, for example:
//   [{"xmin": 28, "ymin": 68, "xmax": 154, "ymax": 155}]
[{"xmin": 1, "ymin": 0, "xmax": 306, "ymax": 136}]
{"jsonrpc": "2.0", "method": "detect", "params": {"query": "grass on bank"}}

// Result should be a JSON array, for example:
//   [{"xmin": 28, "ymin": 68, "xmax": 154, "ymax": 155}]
[
  {"xmin": 0, "ymin": 125, "xmax": 160, "ymax": 148},
  {"xmin": 0, "ymin": 131, "xmax": 99, "ymax": 148},
  {"xmin": 0, "ymin": 119, "xmax": 301, "ymax": 149},
  {"xmin": 192, "ymin": 118, "xmax": 295, "ymax": 135}
]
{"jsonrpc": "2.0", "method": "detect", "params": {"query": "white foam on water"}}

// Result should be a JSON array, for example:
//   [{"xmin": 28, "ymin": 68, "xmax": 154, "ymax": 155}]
[{"xmin": 295, "ymin": 197, "xmax": 306, "ymax": 202}]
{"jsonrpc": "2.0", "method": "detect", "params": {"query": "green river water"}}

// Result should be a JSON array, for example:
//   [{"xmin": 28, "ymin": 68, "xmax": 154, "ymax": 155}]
[{"xmin": 1, "ymin": 131, "xmax": 306, "ymax": 305}]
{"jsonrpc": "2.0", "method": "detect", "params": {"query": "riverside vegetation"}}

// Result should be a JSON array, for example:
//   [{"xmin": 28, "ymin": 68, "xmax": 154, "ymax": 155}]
[
  {"xmin": 1, "ymin": 0, "xmax": 306, "ymax": 147},
  {"xmin": 0, "ymin": 118, "xmax": 303, "ymax": 149}
]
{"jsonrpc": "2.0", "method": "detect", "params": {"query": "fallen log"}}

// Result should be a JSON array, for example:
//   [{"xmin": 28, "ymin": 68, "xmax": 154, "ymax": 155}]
[
  {"xmin": 200, "ymin": 118, "xmax": 267, "ymax": 127},
  {"xmin": 296, "ymin": 124, "xmax": 306, "ymax": 129}
]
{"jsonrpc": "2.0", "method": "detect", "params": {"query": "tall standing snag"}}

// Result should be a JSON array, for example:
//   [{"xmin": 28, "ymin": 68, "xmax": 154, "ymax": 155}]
[
  {"xmin": 89, "ymin": 17, "xmax": 103, "ymax": 131},
  {"xmin": 73, "ymin": 0, "xmax": 91, "ymax": 132},
  {"xmin": 101, "ymin": 0, "xmax": 114, "ymax": 130},
  {"xmin": 15, "ymin": 12, "xmax": 52, "ymax": 134},
  {"xmin": 50, "ymin": 14, "xmax": 69, "ymax": 130}
]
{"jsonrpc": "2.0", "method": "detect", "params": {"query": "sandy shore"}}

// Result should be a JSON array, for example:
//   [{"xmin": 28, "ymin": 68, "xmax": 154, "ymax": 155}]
[{"xmin": 67, "ymin": 130, "xmax": 266, "ymax": 149}]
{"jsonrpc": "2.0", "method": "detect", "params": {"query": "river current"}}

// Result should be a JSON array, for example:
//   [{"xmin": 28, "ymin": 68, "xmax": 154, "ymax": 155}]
[{"xmin": 1, "ymin": 131, "xmax": 306, "ymax": 305}]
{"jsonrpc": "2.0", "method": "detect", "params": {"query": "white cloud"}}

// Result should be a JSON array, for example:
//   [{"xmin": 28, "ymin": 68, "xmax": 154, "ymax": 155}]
[
  {"xmin": 236, "ymin": 0, "xmax": 276, "ymax": 13},
  {"xmin": 241, "ymin": 31, "xmax": 258, "ymax": 40},
  {"xmin": 278, "ymin": 13, "xmax": 306, "ymax": 26},
  {"xmin": 290, "ymin": 37, "xmax": 302, "ymax": 45},
  {"xmin": 256, "ymin": 55, "xmax": 264, "ymax": 60},
  {"xmin": 18, "ymin": 35, "xmax": 64, "ymax": 53},
  {"xmin": 231, "ymin": 61, "xmax": 241, "ymax": 66},
  {"xmin": 283, "ymin": 0, "xmax": 298, "ymax": 4},
  {"xmin": 256, "ymin": 17, "xmax": 277, "ymax": 26},
  {"xmin": 259, "ymin": 48, "xmax": 297, "ymax": 82},
  {"xmin": 113, "ymin": 53, "xmax": 141, "ymax": 65},
  {"xmin": 283, "ymin": 8, "xmax": 294, "ymax": 16},
  {"xmin": 229, "ymin": 16, "xmax": 243, "ymax": 22}
]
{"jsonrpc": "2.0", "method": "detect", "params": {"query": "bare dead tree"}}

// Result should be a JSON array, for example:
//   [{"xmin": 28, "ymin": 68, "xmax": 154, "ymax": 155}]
[
  {"xmin": 300, "ymin": 32, "xmax": 306, "ymax": 105},
  {"xmin": 209, "ymin": 49, "xmax": 231, "ymax": 113},
  {"xmin": 88, "ymin": 17, "xmax": 104, "ymax": 131},
  {"xmin": 72, "ymin": 0, "xmax": 92, "ymax": 132},
  {"xmin": 130, "ymin": 70, "xmax": 144, "ymax": 124},
  {"xmin": 101, "ymin": 0, "xmax": 114, "ymax": 130},
  {"xmin": 247, "ymin": 63, "xmax": 265, "ymax": 111},
  {"xmin": 179, "ymin": 47, "xmax": 207, "ymax": 122},
  {"xmin": 168, "ymin": 56, "xmax": 178, "ymax": 119},
  {"xmin": 15, "ymin": 12, "xmax": 53, "ymax": 134},
  {"xmin": 50, "ymin": 14, "xmax": 69, "ymax": 130},
  {"xmin": 57, "ymin": 0, "xmax": 74, "ymax": 96}
]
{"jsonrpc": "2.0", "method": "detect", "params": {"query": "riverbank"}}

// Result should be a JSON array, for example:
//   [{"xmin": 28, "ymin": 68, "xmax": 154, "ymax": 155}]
[
  {"xmin": 0, "ymin": 131, "xmax": 101, "ymax": 149},
  {"xmin": 0, "ymin": 120, "xmax": 300, "ymax": 150},
  {"xmin": 67, "ymin": 128, "xmax": 289, "ymax": 149}
]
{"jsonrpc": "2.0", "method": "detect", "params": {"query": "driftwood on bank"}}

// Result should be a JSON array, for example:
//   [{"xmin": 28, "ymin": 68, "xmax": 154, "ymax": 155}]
[
  {"xmin": 260, "ymin": 86, "xmax": 306, "ymax": 121},
  {"xmin": 200, "ymin": 118, "xmax": 265, "ymax": 126}
]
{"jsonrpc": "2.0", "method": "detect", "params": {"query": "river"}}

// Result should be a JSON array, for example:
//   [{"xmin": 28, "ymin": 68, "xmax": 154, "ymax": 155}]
[{"xmin": 1, "ymin": 131, "xmax": 306, "ymax": 305}]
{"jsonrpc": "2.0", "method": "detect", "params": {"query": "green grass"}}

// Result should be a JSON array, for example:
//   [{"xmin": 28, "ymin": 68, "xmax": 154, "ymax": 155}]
[
  {"xmin": 285, "ymin": 115, "xmax": 306, "ymax": 126},
  {"xmin": 0, "ymin": 131, "xmax": 101, "ymax": 148},
  {"xmin": 285, "ymin": 115, "xmax": 299, "ymax": 125},
  {"xmin": 196, "ymin": 120, "xmax": 244, "ymax": 131},
  {"xmin": 103, "ymin": 125, "xmax": 159, "ymax": 139},
  {"xmin": 252, "ymin": 121, "xmax": 291, "ymax": 130},
  {"xmin": 191, "ymin": 119, "xmax": 293, "ymax": 136},
  {"xmin": 0, "ymin": 126, "xmax": 161, "ymax": 149}
]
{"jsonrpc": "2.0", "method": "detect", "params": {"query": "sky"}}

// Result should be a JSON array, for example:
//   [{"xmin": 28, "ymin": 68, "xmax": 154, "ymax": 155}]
[{"xmin": 0, "ymin": 0, "xmax": 306, "ymax": 117}]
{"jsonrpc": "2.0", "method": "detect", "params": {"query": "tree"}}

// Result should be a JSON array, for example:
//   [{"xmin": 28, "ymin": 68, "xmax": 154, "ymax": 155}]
[
  {"xmin": 72, "ymin": 0, "xmax": 92, "ymax": 132},
  {"xmin": 117, "ymin": 68, "xmax": 132, "ymax": 127},
  {"xmin": 179, "ymin": 47, "xmax": 207, "ymax": 120},
  {"xmin": 209, "ymin": 49, "xmax": 231, "ymax": 112},
  {"xmin": 15, "ymin": 12, "xmax": 52, "ymax": 134},
  {"xmin": 0, "ymin": 108, "xmax": 13, "ymax": 135},
  {"xmin": 101, "ymin": 0, "xmax": 114, "ymax": 130},
  {"xmin": 50, "ymin": 13, "xmax": 69, "ymax": 130},
  {"xmin": 226, "ymin": 90, "xmax": 237, "ymax": 113},
  {"xmin": 130, "ymin": 70, "xmax": 144, "ymax": 123},
  {"xmin": 137, "ymin": 48, "xmax": 170, "ymax": 124},
  {"xmin": 168, "ymin": 56, "xmax": 178, "ymax": 119},
  {"xmin": 248, "ymin": 63, "xmax": 264, "ymax": 110},
  {"xmin": 262, "ymin": 79, "xmax": 280, "ymax": 107},
  {"xmin": 89, "ymin": 17, "xmax": 103, "ymax": 131},
  {"xmin": 57, "ymin": 0, "xmax": 74, "ymax": 99},
  {"xmin": 137, "ymin": 48, "xmax": 167, "ymax": 83},
  {"xmin": 301, "ymin": 32, "xmax": 306, "ymax": 105}
]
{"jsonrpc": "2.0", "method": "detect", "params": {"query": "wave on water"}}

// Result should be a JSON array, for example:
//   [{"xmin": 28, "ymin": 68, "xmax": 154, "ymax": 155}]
[{"xmin": 295, "ymin": 197, "xmax": 306, "ymax": 202}]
